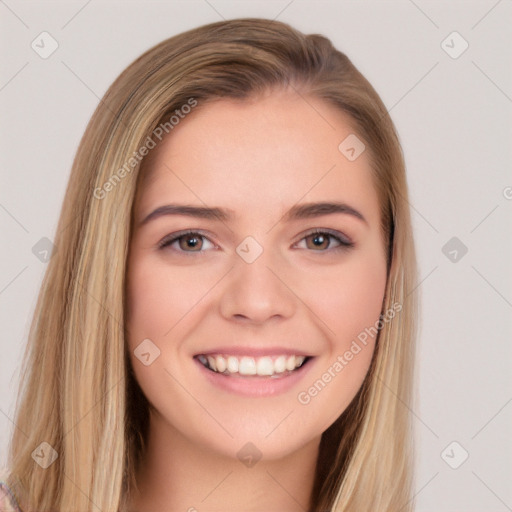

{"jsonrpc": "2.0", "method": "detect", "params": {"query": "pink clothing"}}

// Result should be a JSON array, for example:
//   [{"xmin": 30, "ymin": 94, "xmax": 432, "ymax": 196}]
[{"xmin": 0, "ymin": 482, "xmax": 22, "ymax": 512}]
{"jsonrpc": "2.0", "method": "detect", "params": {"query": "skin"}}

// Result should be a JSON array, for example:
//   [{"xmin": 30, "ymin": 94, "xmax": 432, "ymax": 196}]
[{"xmin": 126, "ymin": 89, "xmax": 388, "ymax": 512}]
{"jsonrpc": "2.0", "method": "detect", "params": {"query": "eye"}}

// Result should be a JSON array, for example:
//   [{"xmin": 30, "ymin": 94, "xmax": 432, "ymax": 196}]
[
  {"xmin": 158, "ymin": 228, "xmax": 354, "ymax": 254},
  {"xmin": 158, "ymin": 230, "xmax": 215, "ymax": 253},
  {"xmin": 295, "ymin": 229, "xmax": 354, "ymax": 252}
]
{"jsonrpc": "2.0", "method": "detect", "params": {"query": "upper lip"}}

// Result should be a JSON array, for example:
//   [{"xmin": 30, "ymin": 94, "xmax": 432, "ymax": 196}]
[{"xmin": 194, "ymin": 346, "xmax": 313, "ymax": 357}]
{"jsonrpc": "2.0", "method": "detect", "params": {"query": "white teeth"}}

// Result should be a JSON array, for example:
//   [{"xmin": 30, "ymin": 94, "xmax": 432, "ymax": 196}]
[
  {"xmin": 256, "ymin": 356, "xmax": 274, "ymax": 376},
  {"xmin": 215, "ymin": 356, "xmax": 227, "ymax": 373},
  {"xmin": 227, "ymin": 356, "xmax": 239, "ymax": 373},
  {"xmin": 274, "ymin": 355, "xmax": 287, "ymax": 373},
  {"xmin": 207, "ymin": 356, "xmax": 217, "ymax": 372},
  {"xmin": 239, "ymin": 357, "xmax": 257, "ymax": 375},
  {"xmin": 198, "ymin": 354, "xmax": 308, "ymax": 376},
  {"xmin": 285, "ymin": 355, "xmax": 296, "ymax": 371}
]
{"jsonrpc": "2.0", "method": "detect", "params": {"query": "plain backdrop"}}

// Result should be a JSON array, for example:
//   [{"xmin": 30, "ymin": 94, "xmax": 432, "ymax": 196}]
[{"xmin": 1, "ymin": 1, "xmax": 511, "ymax": 510}]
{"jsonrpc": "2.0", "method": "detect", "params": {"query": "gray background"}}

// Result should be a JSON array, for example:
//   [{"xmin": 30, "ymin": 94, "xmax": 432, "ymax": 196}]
[{"xmin": 1, "ymin": 1, "xmax": 511, "ymax": 510}]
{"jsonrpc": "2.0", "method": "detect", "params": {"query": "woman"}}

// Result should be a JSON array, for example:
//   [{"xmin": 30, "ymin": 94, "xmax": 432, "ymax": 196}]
[{"xmin": 1, "ymin": 17, "xmax": 418, "ymax": 512}]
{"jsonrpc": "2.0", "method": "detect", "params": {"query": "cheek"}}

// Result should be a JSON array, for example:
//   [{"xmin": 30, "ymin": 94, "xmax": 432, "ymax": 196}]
[
  {"xmin": 125, "ymin": 252, "xmax": 215, "ymax": 348},
  {"xmin": 304, "ymin": 247, "xmax": 387, "ymax": 349},
  {"xmin": 126, "ymin": 262, "xmax": 170, "ymax": 346},
  {"xmin": 293, "ymin": 246, "xmax": 387, "ymax": 419}
]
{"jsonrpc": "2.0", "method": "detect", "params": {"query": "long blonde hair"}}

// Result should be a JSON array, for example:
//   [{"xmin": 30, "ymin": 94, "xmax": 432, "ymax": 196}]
[{"xmin": 6, "ymin": 18, "xmax": 418, "ymax": 512}]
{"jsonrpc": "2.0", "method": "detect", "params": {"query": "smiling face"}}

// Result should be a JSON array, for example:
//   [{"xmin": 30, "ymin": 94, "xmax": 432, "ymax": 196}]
[{"xmin": 126, "ymin": 89, "xmax": 388, "ymax": 462}]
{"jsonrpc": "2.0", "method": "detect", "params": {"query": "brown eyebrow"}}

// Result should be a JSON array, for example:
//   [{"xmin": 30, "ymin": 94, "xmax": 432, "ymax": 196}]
[
  {"xmin": 139, "ymin": 204, "xmax": 233, "ymax": 226},
  {"xmin": 283, "ymin": 202, "xmax": 367, "ymax": 224},
  {"xmin": 139, "ymin": 201, "xmax": 367, "ymax": 227}
]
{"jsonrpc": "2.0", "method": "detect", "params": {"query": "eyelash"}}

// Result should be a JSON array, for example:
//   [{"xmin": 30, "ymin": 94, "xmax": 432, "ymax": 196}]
[{"xmin": 157, "ymin": 229, "xmax": 354, "ymax": 254}]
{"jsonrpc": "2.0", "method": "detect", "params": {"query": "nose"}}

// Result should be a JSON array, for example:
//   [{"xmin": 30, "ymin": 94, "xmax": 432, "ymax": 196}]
[{"xmin": 219, "ymin": 250, "xmax": 296, "ymax": 324}]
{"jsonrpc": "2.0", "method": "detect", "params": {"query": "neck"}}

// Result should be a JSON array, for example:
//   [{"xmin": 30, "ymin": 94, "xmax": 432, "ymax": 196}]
[{"xmin": 129, "ymin": 409, "xmax": 320, "ymax": 512}]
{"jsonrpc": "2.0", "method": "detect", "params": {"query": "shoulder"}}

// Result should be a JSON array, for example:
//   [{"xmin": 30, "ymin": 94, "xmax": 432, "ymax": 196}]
[{"xmin": 0, "ymin": 482, "xmax": 22, "ymax": 512}]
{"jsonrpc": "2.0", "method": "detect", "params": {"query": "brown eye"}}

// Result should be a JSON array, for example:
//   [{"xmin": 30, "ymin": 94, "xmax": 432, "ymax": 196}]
[
  {"xmin": 178, "ymin": 233, "xmax": 203, "ymax": 251},
  {"xmin": 305, "ymin": 232, "xmax": 334, "ymax": 250},
  {"xmin": 296, "ymin": 230, "xmax": 354, "ymax": 252},
  {"xmin": 159, "ymin": 231, "xmax": 215, "ymax": 253}
]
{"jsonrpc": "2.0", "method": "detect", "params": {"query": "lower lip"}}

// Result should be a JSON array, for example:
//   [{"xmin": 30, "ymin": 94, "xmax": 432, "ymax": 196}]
[{"xmin": 194, "ymin": 357, "xmax": 315, "ymax": 398}]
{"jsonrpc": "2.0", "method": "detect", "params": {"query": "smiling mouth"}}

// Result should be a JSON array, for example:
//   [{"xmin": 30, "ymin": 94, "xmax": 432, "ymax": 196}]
[{"xmin": 195, "ymin": 354, "xmax": 312, "ymax": 378}]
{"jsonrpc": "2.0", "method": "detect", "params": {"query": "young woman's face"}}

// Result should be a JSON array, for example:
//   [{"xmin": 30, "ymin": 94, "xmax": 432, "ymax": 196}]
[{"xmin": 126, "ymin": 90, "xmax": 388, "ymax": 461}]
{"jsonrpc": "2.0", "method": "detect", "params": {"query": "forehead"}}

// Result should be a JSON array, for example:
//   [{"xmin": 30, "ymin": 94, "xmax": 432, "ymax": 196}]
[{"xmin": 134, "ymin": 91, "xmax": 380, "ymax": 226}]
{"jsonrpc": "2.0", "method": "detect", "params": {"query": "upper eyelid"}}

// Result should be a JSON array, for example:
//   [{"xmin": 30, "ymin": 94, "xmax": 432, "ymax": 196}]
[
  {"xmin": 303, "ymin": 228, "xmax": 352, "ymax": 244},
  {"xmin": 158, "ymin": 230, "xmax": 217, "ymax": 250}
]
